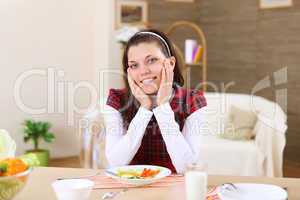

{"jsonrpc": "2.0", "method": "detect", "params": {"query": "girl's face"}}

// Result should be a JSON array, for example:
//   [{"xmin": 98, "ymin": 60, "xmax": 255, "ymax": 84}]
[{"xmin": 127, "ymin": 42, "xmax": 175, "ymax": 95}]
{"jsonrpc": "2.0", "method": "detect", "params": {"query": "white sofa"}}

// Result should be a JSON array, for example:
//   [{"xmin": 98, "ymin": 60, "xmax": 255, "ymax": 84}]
[
  {"xmin": 79, "ymin": 92, "xmax": 287, "ymax": 177},
  {"xmin": 197, "ymin": 93, "xmax": 287, "ymax": 177}
]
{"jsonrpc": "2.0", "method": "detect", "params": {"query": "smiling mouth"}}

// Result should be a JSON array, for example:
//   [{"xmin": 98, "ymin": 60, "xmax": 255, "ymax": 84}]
[{"xmin": 141, "ymin": 77, "xmax": 157, "ymax": 85}]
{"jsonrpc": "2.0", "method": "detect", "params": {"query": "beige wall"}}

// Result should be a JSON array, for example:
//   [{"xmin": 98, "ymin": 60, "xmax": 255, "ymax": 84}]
[{"xmin": 0, "ymin": 0, "xmax": 118, "ymax": 157}]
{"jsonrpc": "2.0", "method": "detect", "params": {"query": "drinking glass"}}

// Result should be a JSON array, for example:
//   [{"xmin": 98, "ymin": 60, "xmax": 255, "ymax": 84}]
[{"xmin": 185, "ymin": 163, "xmax": 208, "ymax": 200}]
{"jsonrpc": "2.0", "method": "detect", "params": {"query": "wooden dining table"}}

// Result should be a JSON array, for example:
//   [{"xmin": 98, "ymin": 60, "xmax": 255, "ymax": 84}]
[{"xmin": 15, "ymin": 167, "xmax": 300, "ymax": 200}]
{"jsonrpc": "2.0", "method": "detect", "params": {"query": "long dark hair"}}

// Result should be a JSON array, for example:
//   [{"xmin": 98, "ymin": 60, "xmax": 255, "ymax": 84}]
[{"xmin": 120, "ymin": 29, "xmax": 184, "ymax": 127}]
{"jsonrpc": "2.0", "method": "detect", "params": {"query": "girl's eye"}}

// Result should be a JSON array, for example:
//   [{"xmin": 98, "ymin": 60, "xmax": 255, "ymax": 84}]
[
  {"xmin": 147, "ymin": 58, "xmax": 158, "ymax": 64},
  {"xmin": 129, "ymin": 64, "xmax": 138, "ymax": 69}
]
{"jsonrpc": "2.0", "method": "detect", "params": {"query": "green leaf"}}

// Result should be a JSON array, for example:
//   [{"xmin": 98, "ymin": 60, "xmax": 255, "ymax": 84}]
[
  {"xmin": 0, "ymin": 163, "xmax": 8, "ymax": 173},
  {"xmin": 23, "ymin": 136, "xmax": 31, "ymax": 143},
  {"xmin": 43, "ymin": 122, "xmax": 51, "ymax": 131},
  {"xmin": 43, "ymin": 133, "xmax": 55, "ymax": 143},
  {"xmin": 18, "ymin": 153, "xmax": 40, "ymax": 167},
  {"xmin": 24, "ymin": 120, "xmax": 34, "ymax": 131},
  {"xmin": 22, "ymin": 119, "xmax": 55, "ymax": 147}
]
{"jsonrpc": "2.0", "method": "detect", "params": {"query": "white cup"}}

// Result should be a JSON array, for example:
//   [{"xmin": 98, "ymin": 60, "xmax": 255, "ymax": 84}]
[
  {"xmin": 52, "ymin": 179, "xmax": 94, "ymax": 200},
  {"xmin": 185, "ymin": 163, "xmax": 207, "ymax": 200}
]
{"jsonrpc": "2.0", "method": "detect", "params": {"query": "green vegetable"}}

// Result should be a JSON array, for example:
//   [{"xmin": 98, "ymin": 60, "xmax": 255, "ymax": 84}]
[
  {"xmin": 18, "ymin": 153, "xmax": 40, "ymax": 167},
  {"xmin": 0, "ymin": 129, "xmax": 16, "ymax": 159},
  {"xmin": 0, "ymin": 163, "xmax": 8, "ymax": 173}
]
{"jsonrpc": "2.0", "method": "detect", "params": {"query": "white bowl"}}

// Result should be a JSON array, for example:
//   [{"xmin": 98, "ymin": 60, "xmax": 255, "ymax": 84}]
[{"xmin": 52, "ymin": 179, "xmax": 94, "ymax": 200}]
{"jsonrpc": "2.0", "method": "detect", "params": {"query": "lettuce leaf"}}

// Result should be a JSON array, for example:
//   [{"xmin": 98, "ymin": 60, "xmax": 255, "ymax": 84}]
[
  {"xmin": 0, "ymin": 162, "xmax": 8, "ymax": 173},
  {"xmin": 18, "ymin": 153, "xmax": 40, "ymax": 167},
  {"xmin": 0, "ymin": 130, "xmax": 16, "ymax": 159}
]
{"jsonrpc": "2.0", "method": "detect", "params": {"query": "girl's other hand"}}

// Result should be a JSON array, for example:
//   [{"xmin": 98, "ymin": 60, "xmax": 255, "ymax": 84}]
[
  {"xmin": 127, "ymin": 68, "xmax": 152, "ymax": 110},
  {"xmin": 156, "ymin": 59, "xmax": 174, "ymax": 106}
]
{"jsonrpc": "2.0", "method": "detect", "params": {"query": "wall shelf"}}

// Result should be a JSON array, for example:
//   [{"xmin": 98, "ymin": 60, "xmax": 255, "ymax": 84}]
[
  {"xmin": 185, "ymin": 62, "xmax": 202, "ymax": 67},
  {"xmin": 165, "ymin": 20, "xmax": 207, "ymax": 92}
]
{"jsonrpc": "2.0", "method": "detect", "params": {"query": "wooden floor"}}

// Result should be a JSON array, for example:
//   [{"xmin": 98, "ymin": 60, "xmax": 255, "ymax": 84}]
[
  {"xmin": 283, "ymin": 160, "xmax": 300, "ymax": 178},
  {"xmin": 49, "ymin": 156, "xmax": 300, "ymax": 178},
  {"xmin": 49, "ymin": 156, "xmax": 81, "ymax": 168}
]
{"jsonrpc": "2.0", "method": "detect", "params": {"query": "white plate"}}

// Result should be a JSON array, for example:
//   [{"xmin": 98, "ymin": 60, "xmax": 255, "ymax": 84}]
[
  {"xmin": 105, "ymin": 165, "xmax": 171, "ymax": 186},
  {"xmin": 218, "ymin": 183, "xmax": 288, "ymax": 200}
]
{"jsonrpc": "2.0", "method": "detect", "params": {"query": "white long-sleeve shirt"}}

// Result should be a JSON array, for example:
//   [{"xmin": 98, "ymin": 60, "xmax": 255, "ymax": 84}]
[{"xmin": 103, "ymin": 102, "xmax": 204, "ymax": 173}]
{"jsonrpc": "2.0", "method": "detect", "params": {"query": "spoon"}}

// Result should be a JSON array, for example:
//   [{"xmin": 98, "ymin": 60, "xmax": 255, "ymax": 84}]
[
  {"xmin": 102, "ymin": 188, "xmax": 128, "ymax": 200},
  {"xmin": 105, "ymin": 170, "xmax": 119, "ymax": 177}
]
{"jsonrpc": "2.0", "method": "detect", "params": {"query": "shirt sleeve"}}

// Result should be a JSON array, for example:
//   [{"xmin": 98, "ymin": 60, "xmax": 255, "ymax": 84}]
[
  {"xmin": 152, "ymin": 102, "xmax": 204, "ymax": 173},
  {"xmin": 103, "ymin": 105, "xmax": 153, "ymax": 167}
]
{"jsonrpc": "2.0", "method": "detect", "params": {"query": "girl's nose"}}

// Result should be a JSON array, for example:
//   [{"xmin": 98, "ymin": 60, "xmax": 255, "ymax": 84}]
[{"xmin": 140, "ymin": 65, "xmax": 151, "ymax": 75}]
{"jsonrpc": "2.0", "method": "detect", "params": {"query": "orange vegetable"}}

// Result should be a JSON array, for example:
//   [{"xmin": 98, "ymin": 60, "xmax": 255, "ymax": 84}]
[
  {"xmin": 147, "ymin": 169, "xmax": 160, "ymax": 177},
  {"xmin": 140, "ymin": 168, "xmax": 160, "ymax": 178},
  {"xmin": 0, "ymin": 158, "xmax": 28, "ymax": 176}
]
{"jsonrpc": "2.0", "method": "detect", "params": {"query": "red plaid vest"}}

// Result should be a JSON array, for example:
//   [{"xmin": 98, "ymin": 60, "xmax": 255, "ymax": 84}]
[{"xmin": 106, "ymin": 86, "xmax": 206, "ymax": 173}]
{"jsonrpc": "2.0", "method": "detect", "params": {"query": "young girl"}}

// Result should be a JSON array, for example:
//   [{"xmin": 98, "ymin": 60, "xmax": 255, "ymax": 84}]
[{"xmin": 104, "ymin": 29, "xmax": 206, "ymax": 173}]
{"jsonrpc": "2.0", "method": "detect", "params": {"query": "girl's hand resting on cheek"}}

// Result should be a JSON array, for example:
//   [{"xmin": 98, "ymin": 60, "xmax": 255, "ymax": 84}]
[
  {"xmin": 127, "ymin": 68, "xmax": 152, "ymax": 110},
  {"xmin": 157, "ymin": 59, "xmax": 174, "ymax": 106}
]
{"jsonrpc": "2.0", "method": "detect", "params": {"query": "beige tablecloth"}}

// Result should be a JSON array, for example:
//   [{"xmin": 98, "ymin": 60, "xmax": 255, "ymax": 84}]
[{"xmin": 15, "ymin": 167, "xmax": 300, "ymax": 200}]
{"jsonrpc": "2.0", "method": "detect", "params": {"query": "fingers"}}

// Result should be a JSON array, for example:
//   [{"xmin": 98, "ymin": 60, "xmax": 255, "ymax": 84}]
[
  {"xmin": 127, "ymin": 68, "xmax": 146, "ymax": 97},
  {"xmin": 157, "ymin": 61, "xmax": 173, "ymax": 106},
  {"xmin": 163, "ymin": 60, "xmax": 174, "ymax": 87},
  {"xmin": 166, "ymin": 64, "xmax": 172, "ymax": 84},
  {"xmin": 160, "ymin": 63, "xmax": 166, "ymax": 86},
  {"xmin": 127, "ymin": 69, "xmax": 134, "ymax": 87},
  {"xmin": 127, "ymin": 68, "xmax": 138, "ymax": 94}
]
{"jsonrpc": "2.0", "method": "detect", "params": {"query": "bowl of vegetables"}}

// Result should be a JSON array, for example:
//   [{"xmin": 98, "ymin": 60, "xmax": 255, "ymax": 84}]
[{"xmin": 0, "ymin": 155, "xmax": 38, "ymax": 200}]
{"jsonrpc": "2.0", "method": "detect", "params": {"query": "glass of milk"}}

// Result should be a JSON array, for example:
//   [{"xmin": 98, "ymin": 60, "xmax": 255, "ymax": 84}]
[{"xmin": 185, "ymin": 163, "xmax": 207, "ymax": 200}]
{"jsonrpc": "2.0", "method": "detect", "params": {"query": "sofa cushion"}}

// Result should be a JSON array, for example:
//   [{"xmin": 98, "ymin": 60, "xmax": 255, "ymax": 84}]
[{"xmin": 219, "ymin": 105, "xmax": 257, "ymax": 140}]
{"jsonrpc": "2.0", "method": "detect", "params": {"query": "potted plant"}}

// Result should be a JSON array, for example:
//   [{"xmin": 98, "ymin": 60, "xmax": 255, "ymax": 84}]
[{"xmin": 22, "ymin": 119, "xmax": 55, "ymax": 166}]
